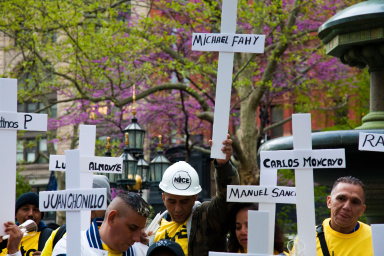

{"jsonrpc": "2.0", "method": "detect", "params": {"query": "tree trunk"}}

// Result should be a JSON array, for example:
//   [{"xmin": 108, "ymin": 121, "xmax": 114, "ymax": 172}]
[{"xmin": 236, "ymin": 52, "xmax": 260, "ymax": 185}]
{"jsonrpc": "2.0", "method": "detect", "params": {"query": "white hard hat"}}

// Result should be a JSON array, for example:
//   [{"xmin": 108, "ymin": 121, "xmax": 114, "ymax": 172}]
[{"xmin": 159, "ymin": 161, "xmax": 202, "ymax": 196}]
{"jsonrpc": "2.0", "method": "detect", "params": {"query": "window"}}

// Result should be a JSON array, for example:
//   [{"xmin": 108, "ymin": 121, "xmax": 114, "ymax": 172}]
[
  {"xmin": 270, "ymin": 106, "xmax": 284, "ymax": 139},
  {"xmin": 17, "ymin": 102, "xmax": 57, "ymax": 117},
  {"xmin": 17, "ymin": 141, "xmax": 24, "ymax": 162},
  {"xmin": 16, "ymin": 138, "xmax": 51, "ymax": 163}
]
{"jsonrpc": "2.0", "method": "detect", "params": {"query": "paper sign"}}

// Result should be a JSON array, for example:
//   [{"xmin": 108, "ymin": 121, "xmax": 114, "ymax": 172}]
[
  {"xmin": 227, "ymin": 185, "xmax": 296, "ymax": 204},
  {"xmin": 49, "ymin": 155, "xmax": 66, "ymax": 171},
  {"xmin": 80, "ymin": 156, "xmax": 123, "ymax": 173},
  {"xmin": 371, "ymin": 224, "xmax": 384, "ymax": 256},
  {"xmin": 192, "ymin": 33, "xmax": 265, "ymax": 53},
  {"xmin": 49, "ymin": 155, "xmax": 122, "ymax": 174},
  {"xmin": 0, "ymin": 111, "xmax": 47, "ymax": 131},
  {"xmin": 359, "ymin": 132, "xmax": 384, "ymax": 152},
  {"xmin": 260, "ymin": 148, "xmax": 345, "ymax": 170},
  {"xmin": 39, "ymin": 188, "xmax": 107, "ymax": 211}
]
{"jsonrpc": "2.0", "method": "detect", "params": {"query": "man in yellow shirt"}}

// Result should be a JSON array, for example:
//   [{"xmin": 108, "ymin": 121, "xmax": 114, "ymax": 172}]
[
  {"xmin": 0, "ymin": 192, "xmax": 53, "ymax": 256},
  {"xmin": 316, "ymin": 176, "xmax": 373, "ymax": 256}
]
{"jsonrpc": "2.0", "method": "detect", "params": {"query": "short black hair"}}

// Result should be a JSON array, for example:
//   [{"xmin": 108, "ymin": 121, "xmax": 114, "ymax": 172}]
[
  {"xmin": 117, "ymin": 191, "xmax": 150, "ymax": 217},
  {"xmin": 331, "ymin": 176, "xmax": 366, "ymax": 203}
]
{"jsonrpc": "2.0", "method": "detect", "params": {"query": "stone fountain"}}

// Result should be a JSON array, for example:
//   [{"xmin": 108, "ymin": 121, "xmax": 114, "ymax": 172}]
[{"xmin": 258, "ymin": 0, "xmax": 384, "ymax": 224}]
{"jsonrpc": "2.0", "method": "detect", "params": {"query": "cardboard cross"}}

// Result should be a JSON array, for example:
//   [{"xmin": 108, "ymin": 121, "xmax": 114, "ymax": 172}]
[
  {"xmin": 40, "ymin": 149, "xmax": 107, "ymax": 256},
  {"xmin": 371, "ymin": 224, "xmax": 384, "ymax": 256},
  {"xmin": 209, "ymin": 211, "xmax": 274, "ymax": 256},
  {"xmin": 260, "ymin": 114, "xmax": 346, "ymax": 256},
  {"xmin": 48, "ymin": 125, "xmax": 122, "ymax": 231},
  {"xmin": 227, "ymin": 173, "xmax": 296, "ymax": 255},
  {"xmin": 0, "ymin": 78, "xmax": 48, "ymax": 236},
  {"xmin": 191, "ymin": 0, "xmax": 265, "ymax": 159},
  {"xmin": 358, "ymin": 133, "xmax": 384, "ymax": 256}
]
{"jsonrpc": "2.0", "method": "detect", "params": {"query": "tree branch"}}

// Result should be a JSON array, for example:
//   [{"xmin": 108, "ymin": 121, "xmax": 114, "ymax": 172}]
[{"xmin": 261, "ymin": 116, "xmax": 292, "ymax": 134}]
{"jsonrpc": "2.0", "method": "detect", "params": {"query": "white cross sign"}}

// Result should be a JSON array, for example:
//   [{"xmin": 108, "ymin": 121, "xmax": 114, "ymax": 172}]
[
  {"xmin": 0, "ymin": 78, "xmax": 48, "ymax": 236},
  {"xmin": 49, "ymin": 155, "xmax": 123, "ymax": 173},
  {"xmin": 258, "ymin": 169, "xmax": 280, "ymax": 255},
  {"xmin": 41, "ymin": 149, "xmax": 107, "ymax": 256},
  {"xmin": 358, "ymin": 132, "xmax": 384, "ymax": 152},
  {"xmin": 191, "ymin": 0, "xmax": 265, "ymax": 159},
  {"xmin": 371, "ymin": 224, "xmax": 384, "ymax": 256},
  {"xmin": 227, "ymin": 173, "xmax": 296, "ymax": 254},
  {"xmin": 48, "ymin": 125, "xmax": 121, "ymax": 230},
  {"xmin": 209, "ymin": 211, "xmax": 273, "ymax": 256},
  {"xmin": 260, "ymin": 114, "xmax": 347, "ymax": 256}
]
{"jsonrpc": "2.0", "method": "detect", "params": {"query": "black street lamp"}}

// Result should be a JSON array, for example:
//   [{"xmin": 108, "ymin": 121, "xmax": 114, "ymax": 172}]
[
  {"xmin": 150, "ymin": 135, "xmax": 171, "ymax": 187},
  {"xmin": 137, "ymin": 154, "xmax": 151, "ymax": 190},
  {"xmin": 104, "ymin": 137, "xmax": 117, "ymax": 188},
  {"xmin": 123, "ymin": 85, "xmax": 146, "ymax": 156},
  {"xmin": 116, "ymin": 133, "xmax": 138, "ymax": 189}
]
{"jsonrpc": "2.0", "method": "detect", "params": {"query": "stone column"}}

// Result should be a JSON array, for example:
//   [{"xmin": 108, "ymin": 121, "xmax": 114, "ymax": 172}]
[{"xmin": 340, "ymin": 43, "xmax": 384, "ymax": 129}]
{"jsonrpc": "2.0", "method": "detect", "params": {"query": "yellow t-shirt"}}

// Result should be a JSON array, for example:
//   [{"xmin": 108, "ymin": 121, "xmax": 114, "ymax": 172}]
[
  {"xmin": 41, "ymin": 228, "xmax": 59, "ymax": 256},
  {"xmin": 238, "ymin": 247, "xmax": 288, "ymax": 255},
  {"xmin": 102, "ymin": 242, "xmax": 123, "ymax": 256},
  {"xmin": 154, "ymin": 218, "xmax": 188, "ymax": 256},
  {"xmin": 316, "ymin": 218, "xmax": 373, "ymax": 256},
  {"xmin": 0, "ymin": 231, "xmax": 41, "ymax": 256}
]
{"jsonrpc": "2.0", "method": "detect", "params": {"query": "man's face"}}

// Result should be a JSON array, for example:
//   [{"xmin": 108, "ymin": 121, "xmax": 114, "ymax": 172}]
[
  {"xmin": 108, "ymin": 207, "xmax": 147, "ymax": 252},
  {"xmin": 162, "ymin": 193, "xmax": 197, "ymax": 223},
  {"xmin": 327, "ymin": 183, "xmax": 366, "ymax": 233},
  {"xmin": 16, "ymin": 204, "xmax": 42, "ymax": 225}
]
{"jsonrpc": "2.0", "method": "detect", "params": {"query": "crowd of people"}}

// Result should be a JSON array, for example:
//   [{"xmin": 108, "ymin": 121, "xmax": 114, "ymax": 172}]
[{"xmin": 0, "ymin": 137, "xmax": 374, "ymax": 256}]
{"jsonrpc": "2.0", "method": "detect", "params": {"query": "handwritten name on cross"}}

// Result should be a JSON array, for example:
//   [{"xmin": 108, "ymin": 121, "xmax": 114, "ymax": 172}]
[
  {"xmin": 227, "ymin": 167, "xmax": 296, "ymax": 255},
  {"xmin": 41, "ymin": 149, "xmax": 107, "ymax": 256},
  {"xmin": 191, "ymin": 0, "xmax": 265, "ymax": 159},
  {"xmin": 0, "ymin": 78, "xmax": 47, "ymax": 236},
  {"xmin": 260, "ymin": 114, "xmax": 346, "ymax": 256},
  {"xmin": 209, "ymin": 211, "xmax": 273, "ymax": 256},
  {"xmin": 48, "ymin": 125, "xmax": 122, "ymax": 231}
]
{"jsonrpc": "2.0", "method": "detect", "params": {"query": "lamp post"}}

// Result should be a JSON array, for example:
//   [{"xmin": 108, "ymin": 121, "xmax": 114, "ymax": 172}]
[
  {"xmin": 116, "ymin": 133, "xmax": 138, "ymax": 189},
  {"xmin": 104, "ymin": 137, "xmax": 117, "ymax": 188},
  {"xmin": 137, "ymin": 154, "xmax": 151, "ymax": 190},
  {"xmin": 123, "ymin": 85, "xmax": 146, "ymax": 156},
  {"xmin": 150, "ymin": 135, "xmax": 171, "ymax": 187}
]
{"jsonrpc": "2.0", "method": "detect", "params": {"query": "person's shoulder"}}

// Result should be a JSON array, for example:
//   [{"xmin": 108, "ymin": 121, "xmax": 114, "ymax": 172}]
[
  {"xmin": 359, "ymin": 221, "xmax": 371, "ymax": 228},
  {"xmin": 359, "ymin": 221, "xmax": 372, "ymax": 234},
  {"xmin": 51, "ymin": 235, "xmax": 68, "ymax": 256},
  {"xmin": 132, "ymin": 242, "xmax": 148, "ymax": 256}
]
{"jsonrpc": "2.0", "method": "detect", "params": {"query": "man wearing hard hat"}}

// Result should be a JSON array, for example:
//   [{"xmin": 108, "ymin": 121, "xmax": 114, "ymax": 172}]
[{"xmin": 148, "ymin": 136, "xmax": 239, "ymax": 256}]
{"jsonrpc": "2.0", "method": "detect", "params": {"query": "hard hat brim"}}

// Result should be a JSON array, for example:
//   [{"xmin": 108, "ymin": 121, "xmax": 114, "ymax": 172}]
[{"xmin": 159, "ymin": 182, "xmax": 202, "ymax": 196}]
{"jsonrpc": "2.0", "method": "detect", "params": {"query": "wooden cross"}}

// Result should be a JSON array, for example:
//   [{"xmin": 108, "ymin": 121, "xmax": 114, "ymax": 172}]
[
  {"xmin": 227, "ymin": 175, "xmax": 296, "ymax": 255},
  {"xmin": 260, "ymin": 113, "xmax": 346, "ymax": 256},
  {"xmin": 48, "ymin": 125, "xmax": 122, "ymax": 231},
  {"xmin": 40, "ymin": 149, "xmax": 108, "ymax": 255},
  {"xmin": 191, "ymin": 0, "xmax": 265, "ymax": 159},
  {"xmin": 209, "ymin": 211, "xmax": 274, "ymax": 256},
  {"xmin": 0, "ymin": 78, "xmax": 47, "ymax": 236}
]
